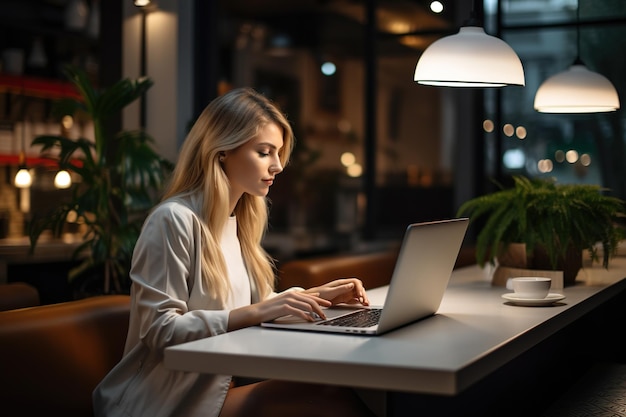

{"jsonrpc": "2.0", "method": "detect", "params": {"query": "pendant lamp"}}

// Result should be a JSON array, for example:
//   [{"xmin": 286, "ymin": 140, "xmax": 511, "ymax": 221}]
[
  {"xmin": 14, "ymin": 167, "xmax": 32, "ymax": 188},
  {"xmin": 414, "ymin": 1, "xmax": 525, "ymax": 87},
  {"xmin": 14, "ymin": 151, "xmax": 32, "ymax": 188},
  {"xmin": 533, "ymin": 1, "xmax": 620, "ymax": 113},
  {"xmin": 54, "ymin": 170, "xmax": 72, "ymax": 189}
]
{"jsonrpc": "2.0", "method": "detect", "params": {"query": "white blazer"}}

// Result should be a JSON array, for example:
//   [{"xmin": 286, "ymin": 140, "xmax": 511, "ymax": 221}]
[{"xmin": 93, "ymin": 192, "xmax": 262, "ymax": 417}]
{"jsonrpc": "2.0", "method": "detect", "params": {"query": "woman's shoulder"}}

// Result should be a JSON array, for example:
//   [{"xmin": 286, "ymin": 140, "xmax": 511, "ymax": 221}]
[
  {"xmin": 135, "ymin": 195, "xmax": 203, "ymax": 250},
  {"xmin": 147, "ymin": 194, "xmax": 202, "ymax": 225}
]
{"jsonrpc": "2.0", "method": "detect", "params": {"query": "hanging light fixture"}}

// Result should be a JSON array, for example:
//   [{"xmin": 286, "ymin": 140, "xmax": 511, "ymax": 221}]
[
  {"xmin": 134, "ymin": 0, "xmax": 152, "ymax": 7},
  {"xmin": 534, "ymin": 1, "xmax": 620, "ymax": 113},
  {"xmin": 54, "ymin": 170, "xmax": 72, "ymax": 189},
  {"xmin": 413, "ymin": 0, "xmax": 525, "ymax": 87},
  {"xmin": 14, "ymin": 133, "xmax": 31, "ymax": 189},
  {"xmin": 14, "ymin": 166, "xmax": 32, "ymax": 188}
]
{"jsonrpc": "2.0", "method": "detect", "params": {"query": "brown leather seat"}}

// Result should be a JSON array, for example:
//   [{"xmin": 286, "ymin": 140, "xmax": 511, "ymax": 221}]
[
  {"xmin": 0, "ymin": 282, "xmax": 40, "ymax": 311},
  {"xmin": 0, "ymin": 294, "xmax": 131, "ymax": 417},
  {"xmin": 277, "ymin": 249, "xmax": 400, "ymax": 292},
  {"xmin": 276, "ymin": 246, "xmax": 476, "ymax": 292}
]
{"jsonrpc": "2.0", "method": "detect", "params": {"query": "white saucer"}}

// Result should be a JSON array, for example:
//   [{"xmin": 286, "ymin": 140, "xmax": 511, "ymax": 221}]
[{"xmin": 501, "ymin": 293, "xmax": 566, "ymax": 306}]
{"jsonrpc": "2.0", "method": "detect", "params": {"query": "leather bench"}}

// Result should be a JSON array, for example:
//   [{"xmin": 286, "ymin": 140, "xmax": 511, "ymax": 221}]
[
  {"xmin": 0, "ymin": 282, "xmax": 40, "ymax": 311},
  {"xmin": 277, "ymin": 249, "xmax": 400, "ymax": 292},
  {"xmin": 276, "ymin": 245, "xmax": 476, "ymax": 292},
  {"xmin": 0, "ymin": 295, "xmax": 131, "ymax": 417}
]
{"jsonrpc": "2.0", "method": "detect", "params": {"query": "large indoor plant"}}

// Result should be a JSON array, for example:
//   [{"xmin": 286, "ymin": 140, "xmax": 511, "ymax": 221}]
[
  {"xmin": 457, "ymin": 175, "xmax": 626, "ymax": 286},
  {"xmin": 29, "ymin": 66, "xmax": 173, "ymax": 295}
]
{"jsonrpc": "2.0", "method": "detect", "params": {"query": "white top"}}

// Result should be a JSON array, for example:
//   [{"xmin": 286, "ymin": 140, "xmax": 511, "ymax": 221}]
[
  {"xmin": 223, "ymin": 216, "xmax": 251, "ymax": 308},
  {"xmin": 93, "ymin": 192, "xmax": 259, "ymax": 417}
]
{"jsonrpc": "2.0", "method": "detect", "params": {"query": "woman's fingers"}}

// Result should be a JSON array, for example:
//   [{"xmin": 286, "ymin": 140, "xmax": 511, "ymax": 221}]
[
  {"xmin": 317, "ymin": 279, "xmax": 369, "ymax": 306},
  {"xmin": 277, "ymin": 292, "xmax": 330, "ymax": 321}
]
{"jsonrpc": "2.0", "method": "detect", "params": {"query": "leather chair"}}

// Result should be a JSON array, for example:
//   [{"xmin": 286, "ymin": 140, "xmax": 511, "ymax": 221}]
[
  {"xmin": 276, "ymin": 246, "xmax": 476, "ymax": 292},
  {"xmin": 0, "ymin": 294, "xmax": 131, "ymax": 417},
  {"xmin": 0, "ymin": 282, "xmax": 40, "ymax": 311},
  {"xmin": 276, "ymin": 249, "xmax": 400, "ymax": 292}
]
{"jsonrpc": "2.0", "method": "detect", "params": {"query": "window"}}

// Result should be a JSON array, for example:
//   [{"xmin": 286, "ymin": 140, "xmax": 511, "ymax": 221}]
[{"xmin": 484, "ymin": 0, "xmax": 626, "ymax": 201}]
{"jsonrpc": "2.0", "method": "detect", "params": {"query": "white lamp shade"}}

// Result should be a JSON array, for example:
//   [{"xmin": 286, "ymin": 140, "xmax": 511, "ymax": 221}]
[
  {"xmin": 534, "ymin": 64, "xmax": 620, "ymax": 113},
  {"xmin": 54, "ymin": 170, "xmax": 72, "ymax": 189},
  {"xmin": 414, "ymin": 26, "xmax": 525, "ymax": 87},
  {"xmin": 14, "ymin": 168, "xmax": 32, "ymax": 188}
]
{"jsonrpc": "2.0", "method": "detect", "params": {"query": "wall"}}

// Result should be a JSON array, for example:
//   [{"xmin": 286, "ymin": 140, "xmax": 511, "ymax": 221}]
[{"xmin": 121, "ymin": 0, "xmax": 194, "ymax": 164}]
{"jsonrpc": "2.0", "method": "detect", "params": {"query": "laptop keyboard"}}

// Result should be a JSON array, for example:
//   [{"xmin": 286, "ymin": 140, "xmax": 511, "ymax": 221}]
[{"xmin": 318, "ymin": 308, "xmax": 382, "ymax": 328}]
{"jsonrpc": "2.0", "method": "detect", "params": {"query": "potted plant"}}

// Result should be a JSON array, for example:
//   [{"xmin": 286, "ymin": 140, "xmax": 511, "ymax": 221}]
[
  {"xmin": 457, "ymin": 175, "xmax": 626, "ymax": 286},
  {"xmin": 28, "ymin": 66, "xmax": 173, "ymax": 295}
]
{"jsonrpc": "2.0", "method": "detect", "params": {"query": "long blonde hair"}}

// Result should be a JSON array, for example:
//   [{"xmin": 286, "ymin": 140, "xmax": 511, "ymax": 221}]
[{"xmin": 162, "ymin": 87, "xmax": 294, "ymax": 301}]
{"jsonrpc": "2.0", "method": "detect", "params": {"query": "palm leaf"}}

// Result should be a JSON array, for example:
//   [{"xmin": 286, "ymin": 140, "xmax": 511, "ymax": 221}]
[{"xmin": 29, "ymin": 65, "xmax": 173, "ymax": 294}]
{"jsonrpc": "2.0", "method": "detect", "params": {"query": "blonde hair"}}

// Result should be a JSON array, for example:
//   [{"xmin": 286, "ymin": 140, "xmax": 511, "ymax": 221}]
[{"xmin": 162, "ymin": 87, "xmax": 294, "ymax": 301}]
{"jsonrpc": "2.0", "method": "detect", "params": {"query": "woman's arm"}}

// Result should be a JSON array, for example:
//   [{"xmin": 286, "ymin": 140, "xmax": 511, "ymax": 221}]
[{"xmin": 129, "ymin": 202, "xmax": 231, "ymax": 350}]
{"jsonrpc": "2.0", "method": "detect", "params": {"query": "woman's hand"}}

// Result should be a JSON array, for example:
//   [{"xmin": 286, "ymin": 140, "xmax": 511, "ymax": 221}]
[
  {"xmin": 228, "ymin": 291, "xmax": 331, "ymax": 331},
  {"xmin": 304, "ymin": 278, "xmax": 369, "ymax": 306},
  {"xmin": 228, "ymin": 278, "xmax": 369, "ymax": 331}
]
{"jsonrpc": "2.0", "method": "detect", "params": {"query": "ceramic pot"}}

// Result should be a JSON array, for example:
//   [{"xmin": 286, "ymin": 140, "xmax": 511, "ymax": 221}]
[
  {"xmin": 530, "ymin": 244, "xmax": 582, "ymax": 286},
  {"xmin": 493, "ymin": 242, "xmax": 582, "ymax": 287}
]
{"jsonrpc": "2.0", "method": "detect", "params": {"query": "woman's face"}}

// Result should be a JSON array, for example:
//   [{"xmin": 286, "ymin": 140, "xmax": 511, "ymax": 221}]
[{"xmin": 222, "ymin": 122, "xmax": 284, "ymax": 206}]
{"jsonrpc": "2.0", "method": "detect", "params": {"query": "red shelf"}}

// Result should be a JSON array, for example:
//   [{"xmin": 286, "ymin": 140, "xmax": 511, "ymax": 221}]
[
  {"xmin": 0, "ymin": 73, "xmax": 81, "ymax": 101},
  {"xmin": 0, "ymin": 153, "xmax": 84, "ymax": 169},
  {"xmin": 0, "ymin": 154, "xmax": 58, "ymax": 167}
]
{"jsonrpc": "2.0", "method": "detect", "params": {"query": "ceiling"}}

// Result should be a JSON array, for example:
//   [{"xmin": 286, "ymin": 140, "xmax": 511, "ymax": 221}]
[
  {"xmin": 5, "ymin": 1, "xmax": 457, "ymax": 59},
  {"xmin": 218, "ymin": 0, "xmax": 457, "ymax": 58}
]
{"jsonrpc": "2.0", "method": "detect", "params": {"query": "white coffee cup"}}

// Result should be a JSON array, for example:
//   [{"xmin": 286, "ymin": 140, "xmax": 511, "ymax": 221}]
[{"xmin": 510, "ymin": 277, "xmax": 551, "ymax": 299}]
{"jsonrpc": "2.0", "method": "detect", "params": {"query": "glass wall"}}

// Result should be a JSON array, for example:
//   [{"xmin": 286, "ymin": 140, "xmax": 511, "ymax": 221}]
[
  {"xmin": 217, "ymin": 1, "xmax": 463, "ymax": 250},
  {"xmin": 484, "ymin": 0, "xmax": 626, "ymax": 200},
  {"xmin": 211, "ymin": 0, "xmax": 626, "ymax": 256}
]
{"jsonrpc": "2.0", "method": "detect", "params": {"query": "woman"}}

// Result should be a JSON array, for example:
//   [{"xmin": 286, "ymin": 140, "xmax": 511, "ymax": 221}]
[{"xmin": 93, "ymin": 88, "xmax": 375, "ymax": 417}]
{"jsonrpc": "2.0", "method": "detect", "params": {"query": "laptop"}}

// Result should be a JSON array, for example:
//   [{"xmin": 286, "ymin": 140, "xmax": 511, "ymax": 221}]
[{"xmin": 261, "ymin": 217, "xmax": 469, "ymax": 335}]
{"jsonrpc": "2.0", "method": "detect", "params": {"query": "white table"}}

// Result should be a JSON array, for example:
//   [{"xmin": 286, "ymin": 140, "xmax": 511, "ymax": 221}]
[{"xmin": 164, "ymin": 257, "xmax": 626, "ymax": 415}]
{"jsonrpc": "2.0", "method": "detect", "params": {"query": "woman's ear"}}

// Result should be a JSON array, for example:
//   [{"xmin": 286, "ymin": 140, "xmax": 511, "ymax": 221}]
[{"xmin": 219, "ymin": 152, "xmax": 226, "ymax": 162}]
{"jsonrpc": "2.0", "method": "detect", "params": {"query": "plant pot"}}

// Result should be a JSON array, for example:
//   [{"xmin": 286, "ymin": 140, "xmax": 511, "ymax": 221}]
[
  {"xmin": 493, "ymin": 243, "xmax": 582, "ymax": 287},
  {"xmin": 529, "ymin": 244, "xmax": 582, "ymax": 286}
]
